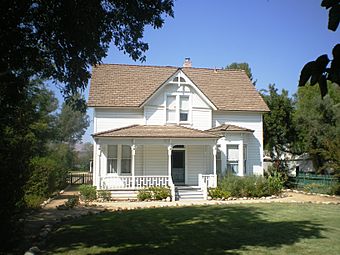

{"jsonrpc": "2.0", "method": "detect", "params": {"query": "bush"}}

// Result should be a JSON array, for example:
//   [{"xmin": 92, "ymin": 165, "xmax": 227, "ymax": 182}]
[
  {"xmin": 137, "ymin": 189, "xmax": 153, "ymax": 201},
  {"xmin": 137, "ymin": 186, "xmax": 171, "ymax": 201},
  {"xmin": 97, "ymin": 190, "xmax": 111, "ymax": 201},
  {"xmin": 65, "ymin": 196, "xmax": 80, "ymax": 208},
  {"xmin": 24, "ymin": 194, "xmax": 45, "ymax": 209},
  {"xmin": 216, "ymin": 173, "xmax": 284, "ymax": 198},
  {"xmin": 208, "ymin": 188, "xmax": 231, "ymax": 199},
  {"xmin": 79, "ymin": 185, "xmax": 97, "ymax": 201},
  {"xmin": 330, "ymin": 182, "xmax": 340, "ymax": 195},
  {"xmin": 25, "ymin": 157, "xmax": 59, "ymax": 198}
]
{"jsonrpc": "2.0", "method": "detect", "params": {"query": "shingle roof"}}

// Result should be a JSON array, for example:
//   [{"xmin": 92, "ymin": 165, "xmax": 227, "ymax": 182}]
[
  {"xmin": 93, "ymin": 125, "xmax": 220, "ymax": 139},
  {"xmin": 88, "ymin": 64, "xmax": 269, "ymax": 112},
  {"xmin": 207, "ymin": 124, "xmax": 254, "ymax": 134}
]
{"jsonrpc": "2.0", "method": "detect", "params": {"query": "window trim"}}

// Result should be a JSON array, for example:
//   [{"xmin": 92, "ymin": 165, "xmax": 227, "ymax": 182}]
[
  {"xmin": 106, "ymin": 145, "xmax": 132, "ymax": 175},
  {"xmin": 165, "ymin": 93, "xmax": 192, "ymax": 125}
]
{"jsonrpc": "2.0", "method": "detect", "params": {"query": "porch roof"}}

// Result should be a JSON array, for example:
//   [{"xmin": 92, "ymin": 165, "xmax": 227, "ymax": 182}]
[
  {"xmin": 207, "ymin": 124, "xmax": 254, "ymax": 134},
  {"xmin": 93, "ymin": 125, "xmax": 220, "ymax": 139}
]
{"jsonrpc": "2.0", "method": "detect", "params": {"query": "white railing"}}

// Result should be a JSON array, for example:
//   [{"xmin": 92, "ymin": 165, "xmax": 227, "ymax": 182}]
[
  {"xmin": 199, "ymin": 174, "xmax": 217, "ymax": 188},
  {"xmin": 100, "ymin": 175, "xmax": 171, "ymax": 190},
  {"xmin": 198, "ymin": 174, "xmax": 217, "ymax": 200}
]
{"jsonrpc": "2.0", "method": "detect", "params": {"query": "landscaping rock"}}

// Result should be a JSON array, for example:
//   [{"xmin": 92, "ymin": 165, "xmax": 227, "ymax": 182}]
[
  {"xmin": 29, "ymin": 246, "xmax": 40, "ymax": 253},
  {"xmin": 24, "ymin": 251, "xmax": 35, "ymax": 255},
  {"xmin": 166, "ymin": 197, "xmax": 171, "ymax": 202}
]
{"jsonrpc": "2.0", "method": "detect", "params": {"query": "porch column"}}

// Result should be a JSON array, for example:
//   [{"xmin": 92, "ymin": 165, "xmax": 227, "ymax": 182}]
[
  {"xmin": 96, "ymin": 144, "xmax": 102, "ymax": 189},
  {"xmin": 131, "ymin": 144, "xmax": 136, "ymax": 188},
  {"xmin": 167, "ymin": 145, "xmax": 173, "ymax": 179},
  {"xmin": 212, "ymin": 145, "xmax": 217, "ymax": 187}
]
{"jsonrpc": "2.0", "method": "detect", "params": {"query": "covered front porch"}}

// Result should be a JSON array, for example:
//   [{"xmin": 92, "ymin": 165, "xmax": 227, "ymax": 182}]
[{"xmin": 92, "ymin": 125, "xmax": 219, "ymax": 200}]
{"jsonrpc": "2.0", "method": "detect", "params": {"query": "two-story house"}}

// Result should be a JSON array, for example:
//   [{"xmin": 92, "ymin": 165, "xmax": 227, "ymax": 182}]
[{"xmin": 88, "ymin": 59, "xmax": 269, "ymax": 200}]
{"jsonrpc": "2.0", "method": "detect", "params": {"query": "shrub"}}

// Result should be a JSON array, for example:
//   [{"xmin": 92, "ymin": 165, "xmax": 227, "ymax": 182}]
[
  {"xmin": 97, "ymin": 190, "xmax": 112, "ymax": 201},
  {"xmin": 217, "ymin": 173, "xmax": 283, "ymax": 198},
  {"xmin": 267, "ymin": 171, "xmax": 284, "ymax": 195},
  {"xmin": 208, "ymin": 188, "xmax": 231, "ymax": 199},
  {"xmin": 137, "ymin": 189, "xmax": 152, "ymax": 201},
  {"xmin": 137, "ymin": 186, "xmax": 171, "ymax": 201},
  {"xmin": 25, "ymin": 157, "xmax": 59, "ymax": 198},
  {"xmin": 79, "ymin": 185, "xmax": 97, "ymax": 201},
  {"xmin": 65, "ymin": 196, "xmax": 80, "ymax": 208},
  {"xmin": 24, "ymin": 194, "xmax": 45, "ymax": 209}
]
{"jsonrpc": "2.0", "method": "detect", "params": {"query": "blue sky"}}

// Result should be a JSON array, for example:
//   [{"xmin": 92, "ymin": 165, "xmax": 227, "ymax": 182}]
[{"xmin": 50, "ymin": 0, "xmax": 339, "ymax": 143}]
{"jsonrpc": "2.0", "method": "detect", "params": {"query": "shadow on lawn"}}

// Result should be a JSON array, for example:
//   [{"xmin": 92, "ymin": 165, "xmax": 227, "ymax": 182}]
[{"xmin": 45, "ymin": 205, "xmax": 326, "ymax": 255}]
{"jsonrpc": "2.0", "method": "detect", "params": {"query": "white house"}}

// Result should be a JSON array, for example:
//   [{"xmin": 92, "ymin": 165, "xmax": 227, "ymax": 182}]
[{"xmin": 88, "ymin": 59, "xmax": 269, "ymax": 200}]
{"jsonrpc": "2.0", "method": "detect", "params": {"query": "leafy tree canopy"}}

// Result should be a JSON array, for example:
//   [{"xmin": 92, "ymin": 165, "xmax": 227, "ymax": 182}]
[
  {"xmin": 261, "ymin": 84, "xmax": 297, "ymax": 159},
  {"xmin": 225, "ymin": 62, "xmax": 257, "ymax": 85}
]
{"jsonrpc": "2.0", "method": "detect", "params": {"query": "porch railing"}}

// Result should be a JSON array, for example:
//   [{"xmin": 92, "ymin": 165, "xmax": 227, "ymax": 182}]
[
  {"xmin": 199, "ymin": 174, "xmax": 217, "ymax": 188},
  {"xmin": 100, "ymin": 175, "xmax": 171, "ymax": 190}
]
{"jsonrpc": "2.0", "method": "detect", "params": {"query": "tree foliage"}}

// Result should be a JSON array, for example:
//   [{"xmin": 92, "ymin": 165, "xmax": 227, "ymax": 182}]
[
  {"xmin": 298, "ymin": 1, "xmax": 340, "ymax": 97},
  {"xmin": 56, "ymin": 101, "xmax": 89, "ymax": 145},
  {"xmin": 225, "ymin": 62, "xmax": 257, "ymax": 85},
  {"xmin": 294, "ymin": 82, "xmax": 340, "ymax": 174},
  {"xmin": 1, "ymin": 1, "xmax": 173, "ymax": 251},
  {"xmin": 261, "ymin": 85, "xmax": 297, "ymax": 159}
]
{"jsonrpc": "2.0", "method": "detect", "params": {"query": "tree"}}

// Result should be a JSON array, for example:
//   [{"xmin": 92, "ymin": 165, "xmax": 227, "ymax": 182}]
[
  {"xmin": 0, "ymin": 1, "xmax": 174, "ymax": 251},
  {"xmin": 261, "ymin": 85, "xmax": 297, "ymax": 159},
  {"xmin": 294, "ymin": 82, "xmax": 340, "ymax": 174},
  {"xmin": 298, "ymin": 1, "xmax": 339, "ymax": 97},
  {"xmin": 225, "ymin": 62, "xmax": 257, "ymax": 85},
  {"xmin": 55, "ymin": 101, "xmax": 89, "ymax": 145}
]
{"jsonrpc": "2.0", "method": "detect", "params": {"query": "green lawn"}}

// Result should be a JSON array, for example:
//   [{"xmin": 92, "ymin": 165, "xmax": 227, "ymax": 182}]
[{"xmin": 44, "ymin": 204, "xmax": 340, "ymax": 255}]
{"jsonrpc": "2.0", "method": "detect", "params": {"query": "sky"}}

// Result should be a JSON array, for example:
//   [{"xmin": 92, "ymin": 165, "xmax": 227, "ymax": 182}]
[{"xmin": 50, "ymin": 0, "xmax": 339, "ymax": 143}]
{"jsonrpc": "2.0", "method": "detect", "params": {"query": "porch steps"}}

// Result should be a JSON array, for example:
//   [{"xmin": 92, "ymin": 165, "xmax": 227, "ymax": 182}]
[
  {"xmin": 175, "ymin": 186, "xmax": 205, "ymax": 201},
  {"xmin": 109, "ymin": 190, "xmax": 138, "ymax": 201}
]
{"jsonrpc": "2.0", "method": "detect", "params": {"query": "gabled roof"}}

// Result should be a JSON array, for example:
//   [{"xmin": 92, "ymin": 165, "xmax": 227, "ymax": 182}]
[
  {"xmin": 93, "ymin": 125, "xmax": 220, "ymax": 139},
  {"xmin": 207, "ymin": 124, "xmax": 254, "ymax": 135},
  {"xmin": 88, "ymin": 64, "xmax": 269, "ymax": 112}
]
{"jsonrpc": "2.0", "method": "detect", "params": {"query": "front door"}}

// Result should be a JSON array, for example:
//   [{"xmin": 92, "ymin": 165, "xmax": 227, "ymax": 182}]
[{"xmin": 171, "ymin": 150, "xmax": 185, "ymax": 185}]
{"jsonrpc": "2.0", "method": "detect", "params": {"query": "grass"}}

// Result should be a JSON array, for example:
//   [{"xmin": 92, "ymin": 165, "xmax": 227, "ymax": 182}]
[{"xmin": 44, "ymin": 204, "xmax": 340, "ymax": 255}]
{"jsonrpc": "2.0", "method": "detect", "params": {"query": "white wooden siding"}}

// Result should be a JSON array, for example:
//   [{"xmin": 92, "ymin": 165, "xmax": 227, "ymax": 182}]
[
  {"xmin": 143, "ymin": 145, "xmax": 168, "ymax": 175},
  {"xmin": 213, "ymin": 111, "xmax": 264, "ymax": 175},
  {"xmin": 186, "ymin": 145, "xmax": 213, "ymax": 185},
  {"xmin": 94, "ymin": 108, "xmax": 144, "ymax": 133}
]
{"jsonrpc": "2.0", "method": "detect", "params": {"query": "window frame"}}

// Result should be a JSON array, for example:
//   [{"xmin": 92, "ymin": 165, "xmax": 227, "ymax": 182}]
[
  {"xmin": 165, "ymin": 93, "xmax": 191, "ymax": 125},
  {"xmin": 106, "ymin": 145, "xmax": 132, "ymax": 175}
]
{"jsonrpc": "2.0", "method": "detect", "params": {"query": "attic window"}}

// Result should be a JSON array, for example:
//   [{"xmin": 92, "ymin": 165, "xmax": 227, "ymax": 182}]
[{"xmin": 172, "ymin": 77, "xmax": 186, "ymax": 83}]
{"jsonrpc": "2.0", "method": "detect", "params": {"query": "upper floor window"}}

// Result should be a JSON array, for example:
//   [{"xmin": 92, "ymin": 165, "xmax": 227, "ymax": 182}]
[
  {"xmin": 179, "ymin": 96, "xmax": 189, "ymax": 122},
  {"xmin": 166, "ymin": 95, "xmax": 177, "ymax": 123},
  {"xmin": 166, "ymin": 94, "xmax": 190, "ymax": 124}
]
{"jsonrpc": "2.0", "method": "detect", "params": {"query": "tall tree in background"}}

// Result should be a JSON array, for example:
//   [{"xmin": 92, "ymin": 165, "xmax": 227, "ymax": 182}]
[
  {"xmin": 294, "ymin": 82, "xmax": 340, "ymax": 175},
  {"xmin": 0, "ymin": 1, "xmax": 174, "ymax": 251},
  {"xmin": 261, "ymin": 85, "xmax": 297, "ymax": 161},
  {"xmin": 56, "ymin": 101, "xmax": 89, "ymax": 145},
  {"xmin": 225, "ymin": 62, "xmax": 257, "ymax": 85}
]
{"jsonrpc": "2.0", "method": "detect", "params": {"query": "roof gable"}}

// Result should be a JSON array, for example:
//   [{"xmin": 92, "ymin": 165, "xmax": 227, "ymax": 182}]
[
  {"xmin": 88, "ymin": 64, "xmax": 269, "ymax": 112},
  {"xmin": 140, "ymin": 69, "xmax": 217, "ymax": 110}
]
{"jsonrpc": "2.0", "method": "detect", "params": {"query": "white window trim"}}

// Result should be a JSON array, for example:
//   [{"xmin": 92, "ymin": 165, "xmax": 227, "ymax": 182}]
[
  {"xmin": 165, "ymin": 92, "xmax": 192, "ymax": 125},
  {"xmin": 106, "ymin": 145, "xmax": 132, "ymax": 176}
]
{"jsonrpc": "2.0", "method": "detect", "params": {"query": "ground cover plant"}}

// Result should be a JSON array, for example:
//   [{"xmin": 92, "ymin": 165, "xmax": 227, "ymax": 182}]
[{"xmin": 44, "ymin": 203, "xmax": 340, "ymax": 255}]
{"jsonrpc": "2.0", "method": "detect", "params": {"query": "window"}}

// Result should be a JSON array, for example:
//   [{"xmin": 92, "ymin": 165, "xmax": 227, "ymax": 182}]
[
  {"xmin": 166, "ymin": 95, "xmax": 176, "ymax": 123},
  {"xmin": 107, "ymin": 145, "xmax": 118, "ymax": 173},
  {"xmin": 243, "ymin": 145, "xmax": 247, "ymax": 174},
  {"xmin": 179, "ymin": 96, "xmax": 189, "ymax": 122},
  {"xmin": 227, "ymin": 145, "xmax": 239, "ymax": 174},
  {"xmin": 216, "ymin": 147, "xmax": 222, "ymax": 176},
  {"xmin": 121, "ymin": 145, "xmax": 131, "ymax": 173}
]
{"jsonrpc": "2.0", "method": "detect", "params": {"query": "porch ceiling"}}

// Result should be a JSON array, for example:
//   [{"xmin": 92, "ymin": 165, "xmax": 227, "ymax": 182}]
[{"xmin": 93, "ymin": 124, "xmax": 220, "ymax": 139}]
